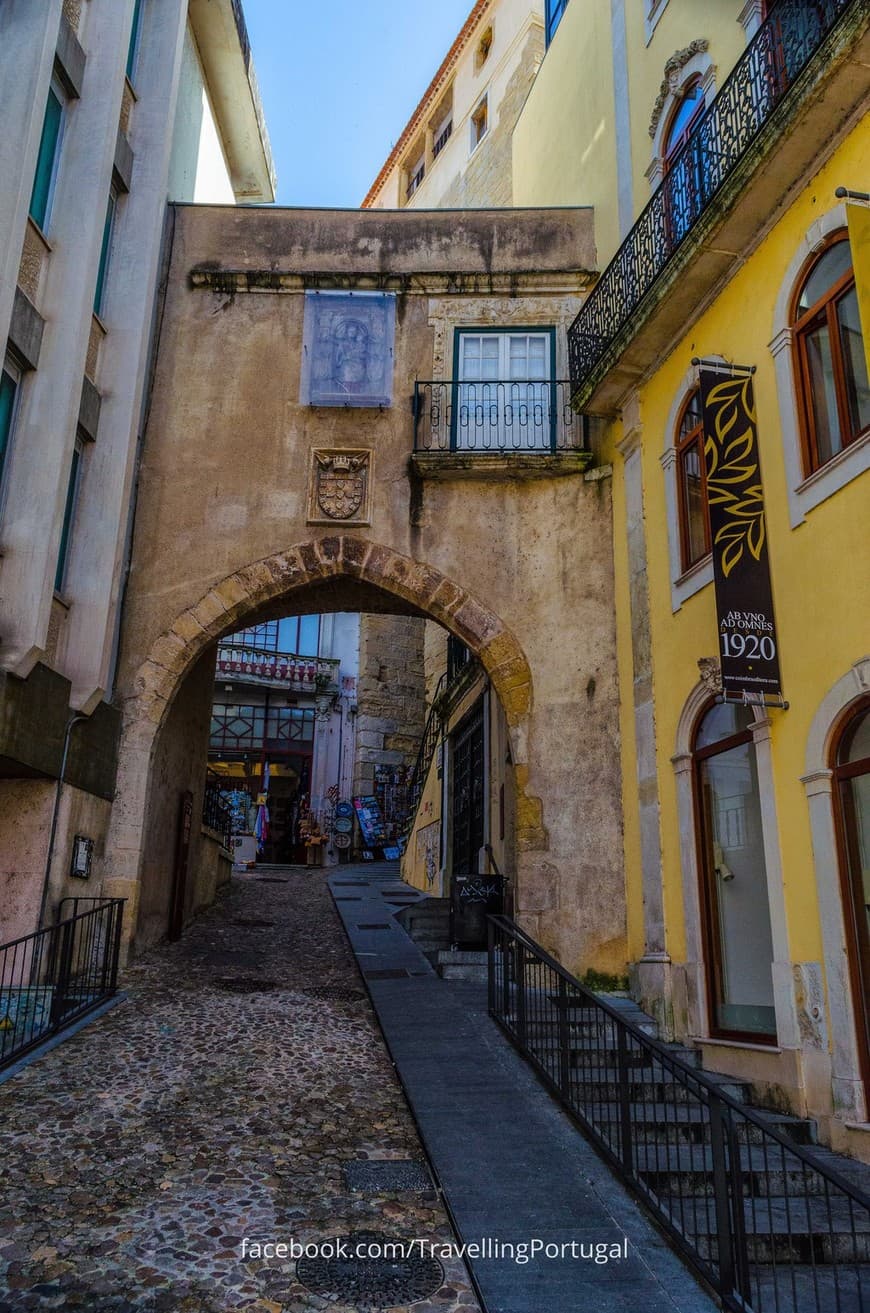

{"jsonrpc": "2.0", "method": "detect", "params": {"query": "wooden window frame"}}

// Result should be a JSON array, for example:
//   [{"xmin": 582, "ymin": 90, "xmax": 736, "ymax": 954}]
[
  {"xmin": 791, "ymin": 231, "xmax": 869, "ymax": 475},
  {"xmin": 692, "ymin": 703, "xmax": 778, "ymax": 1046},
  {"xmin": 675, "ymin": 387, "xmax": 711, "ymax": 572},
  {"xmin": 831, "ymin": 694, "xmax": 870, "ymax": 1101}
]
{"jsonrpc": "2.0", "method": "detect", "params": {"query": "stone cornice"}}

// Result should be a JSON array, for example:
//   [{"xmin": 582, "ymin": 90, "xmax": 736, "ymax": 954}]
[{"xmin": 189, "ymin": 269, "xmax": 593, "ymax": 298}]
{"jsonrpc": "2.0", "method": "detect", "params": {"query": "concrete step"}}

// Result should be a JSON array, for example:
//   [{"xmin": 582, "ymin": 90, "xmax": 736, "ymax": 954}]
[
  {"xmin": 438, "ymin": 949, "xmax": 488, "ymax": 982},
  {"xmin": 582, "ymin": 1102, "xmax": 815, "ymax": 1148}
]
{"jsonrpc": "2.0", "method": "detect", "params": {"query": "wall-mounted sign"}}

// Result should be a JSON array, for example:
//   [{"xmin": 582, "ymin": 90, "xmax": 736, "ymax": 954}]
[
  {"xmin": 70, "ymin": 834, "xmax": 94, "ymax": 880},
  {"xmin": 698, "ymin": 363, "xmax": 783, "ymax": 704},
  {"xmin": 300, "ymin": 291, "xmax": 396, "ymax": 407}
]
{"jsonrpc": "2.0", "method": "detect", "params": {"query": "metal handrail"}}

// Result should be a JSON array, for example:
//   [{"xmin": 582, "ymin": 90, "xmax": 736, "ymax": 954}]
[
  {"xmin": 404, "ymin": 672, "xmax": 447, "ymax": 831},
  {"xmin": 567, "ymin": 0, "xmax": 858, "ymax": 401},
  {"xmin": 203, "ymin": 771, "xmax": 232, "ymax": 849},
  {"xmin": 489, "ymin": 914, "xmax": 870, "ymax": 1312},
  {"xmin": 0, "ymin": 899, "xmax": 125, "ymax": 1072}
]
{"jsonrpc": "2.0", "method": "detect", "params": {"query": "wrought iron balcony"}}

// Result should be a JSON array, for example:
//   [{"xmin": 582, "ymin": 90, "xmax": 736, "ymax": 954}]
[
  {"xmin": 567, "ymin": 0, "xmax": 857, "ymax": 403},
  {"xmin": 215, "ymin": 643, "xmax": 339, "ymax": 691},
  {"xmin": 413, "ymin": 379, "xmax": 589, "ymax": 453}
]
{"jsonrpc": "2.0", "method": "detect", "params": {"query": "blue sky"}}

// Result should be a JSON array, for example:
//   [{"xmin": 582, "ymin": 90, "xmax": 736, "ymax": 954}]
[{"xmin": 243, "ymin": 0, "xmax": 475, "ymax": 208}]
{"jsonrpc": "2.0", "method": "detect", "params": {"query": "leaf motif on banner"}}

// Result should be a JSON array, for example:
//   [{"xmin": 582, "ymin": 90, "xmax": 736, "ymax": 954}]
[{"xmin": 704, "ymin": 375, "xmax": 766, "ymax": 577}]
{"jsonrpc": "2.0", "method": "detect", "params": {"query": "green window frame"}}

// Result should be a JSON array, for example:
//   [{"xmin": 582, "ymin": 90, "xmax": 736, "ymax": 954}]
[
  {"xmin": 126, "ymin": 0, "xmax": 145, "ymax": 82},
  {"xmin": 29, "ymin": 81, "xmax": 65, "ymax": 230},
  {"xmin": 0, "ymin": 364, "xmax": 20, "ymax": 490},
  {"xmin": 94, "ymin": 191, "xmax": 118, "ymax": 316},
  {"xmin": 55, "ymin": 442, "xmax": 83, "ymax": 594}
]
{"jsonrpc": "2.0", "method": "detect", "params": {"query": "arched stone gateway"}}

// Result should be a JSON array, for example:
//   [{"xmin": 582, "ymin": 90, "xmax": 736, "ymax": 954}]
[
  {"xmin": 104, "ymin": 204, "xmax": 625, "ymax": 977},
  {"xmin": 107, "ymin": 536, "xmax": 547, "ymax": 950}
]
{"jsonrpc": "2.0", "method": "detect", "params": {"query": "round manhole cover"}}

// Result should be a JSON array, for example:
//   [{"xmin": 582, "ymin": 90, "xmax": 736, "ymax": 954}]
[
  {"xmin": 216, "ymin": 977, "xmax": 279, "ymax": 993},
  {"xmin": 302, "ymin": 985, "xmax": 365, "ymax": 1003},
  {"xmin": 295, "ymin": 1231, "xmax": 444, "ymax": 1308}
]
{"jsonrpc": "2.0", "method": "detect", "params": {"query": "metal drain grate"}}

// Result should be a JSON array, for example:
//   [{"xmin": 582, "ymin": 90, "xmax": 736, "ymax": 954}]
[
  {"xmin": 301, "ymin": 986, "xmax": 366, "ymax": 1002},
  {"xmin": 254, "ymin": 877, "xmax": 288, "ymax": 884},
  {"xmin": 335, "ymin": 896, "xmax": 363, "ymax": 901},
  {"xmin": 295, "ymin": 1230, "xmax": 444, "ymax": 1308},
  {"xmin": 357, "ymin": 923, "xmax": 391, "ymax": 931},
  {"xmin": 363, "ymin": 968, "xmax": 409, "ymax": 980},
  {"xmin": 215, "ymin": 977, "xmax": 279, "ymax": 993},
  {"xmin": 343, "ymin": 1160, "xmax": 433, "ymax": 1193}
]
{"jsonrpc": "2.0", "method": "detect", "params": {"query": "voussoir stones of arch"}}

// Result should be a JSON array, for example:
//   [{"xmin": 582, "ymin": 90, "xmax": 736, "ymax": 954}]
[{"xmin": 138, "ymin": 534, "xmax": 534, "ymax": 723}]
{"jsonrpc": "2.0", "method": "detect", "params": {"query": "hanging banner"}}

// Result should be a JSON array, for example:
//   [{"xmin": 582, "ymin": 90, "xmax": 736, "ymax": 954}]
[
  {"xmin": 845, "ymin": 201, "xmax": 870, "ymax": 376},
  {"xmin": 698, "ymin": 364, "xmax": 783, "ymax": 702}
]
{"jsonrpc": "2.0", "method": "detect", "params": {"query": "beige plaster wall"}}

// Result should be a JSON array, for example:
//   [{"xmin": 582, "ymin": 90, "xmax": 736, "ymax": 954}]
[
  {"xmin": 0, "ymin": 782, "xmax": 54, "ymax": 943},
  {"xmin": 355, "ymin": 614, "xmax": 426, "ymax": 799},
  {"xmin": 114, "ymin": 205, "xmax": 624, "ymax": 976}
]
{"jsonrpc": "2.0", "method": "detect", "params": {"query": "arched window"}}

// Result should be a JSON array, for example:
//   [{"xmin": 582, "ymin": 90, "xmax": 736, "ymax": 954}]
[
  {"xmin": 663, "ymin": 78, "xmax": 705, "ymax": 170},
  {"xmin": 675, "ymin": 388, "xmax": 710, "ymax": 571},
  {"xmin": 833, "ymin": 698, "xmax": 870, "ymax": 1097},
  {"xmin": 792, "ymin": 234, "xmax": 870, "ymax": 473},
  {"xmin": 693, "ymin": 702, "xmax": 777, "ymax": 1040}
]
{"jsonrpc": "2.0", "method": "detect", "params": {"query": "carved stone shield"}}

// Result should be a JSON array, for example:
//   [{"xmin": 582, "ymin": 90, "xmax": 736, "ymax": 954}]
[{"xmin": 317, "ymin": 468, "xmax": 365, "ymax": 519}]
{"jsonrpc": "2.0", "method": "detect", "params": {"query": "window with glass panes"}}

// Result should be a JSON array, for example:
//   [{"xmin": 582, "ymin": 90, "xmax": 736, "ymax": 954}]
[
  {"xmin": 55, "ymin": 442, "xmax": 83, "ymax": 593},
  {"xmin": 675, "ymin": 388, "xmax": 711, "ymax": 571},
  {"xmin": 0, "ymin": 364, "xmax": 19, "ymax": 490},
  {"xmin": 455, "ymin": 329, "xmax": 554, "ymax": 451},
  {"xmin": 94, "ymin": 191, "xmax": 118, "ymax": 316},
  {"xmin": 793, "ymin": 235, "xmax": 870, "ymax": 472},
  {"xmin": 29, "ymin": 80, "xmax": 65, "ymax": 230}
]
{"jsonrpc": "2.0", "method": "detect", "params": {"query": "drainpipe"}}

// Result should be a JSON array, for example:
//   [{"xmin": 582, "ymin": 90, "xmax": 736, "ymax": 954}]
[{"xmin": 37, "ymin": 713, "xmax": 87, "ymax": 931}]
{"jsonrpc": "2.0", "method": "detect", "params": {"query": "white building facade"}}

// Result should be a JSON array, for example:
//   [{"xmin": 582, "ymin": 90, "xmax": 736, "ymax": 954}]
[{"xmin": 0, "ymin": 0, "xmax": 274, "ymax": 942}]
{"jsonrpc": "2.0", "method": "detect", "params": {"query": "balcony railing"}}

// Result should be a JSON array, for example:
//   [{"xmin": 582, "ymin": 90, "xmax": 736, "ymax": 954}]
[
  {"xmin": 414, "ymin": 380, "xmax": 589, "ymax": 453},
  {"xmin": 216, "ymin": 644, "xmax": 339, "ymax": 691},
  {"xmin": 567, "ymin": 0, "xmax": 857, "ymax": 401}
]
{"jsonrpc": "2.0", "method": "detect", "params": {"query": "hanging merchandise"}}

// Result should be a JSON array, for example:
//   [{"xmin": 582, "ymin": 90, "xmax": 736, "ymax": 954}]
[
  {"xmin": 335, "ymin": 801, "xmax": 354, "ymax": 819},
  {"xmin": 253, "ymin": 801, "xmax": 270, "ymax": 855},
  {"xmin": 334, "ymin": 833, "xmax": 351, "ymax": 849}
]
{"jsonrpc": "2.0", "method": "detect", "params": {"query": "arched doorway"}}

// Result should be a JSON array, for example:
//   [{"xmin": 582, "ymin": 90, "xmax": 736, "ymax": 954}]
[
  {"xmin": 693, "ymin": 700, "xmax": 778, "ymax": 1042},
  {"xmin": 832, "ymin": 696, "xmax": 870, "ymax": 1097}
]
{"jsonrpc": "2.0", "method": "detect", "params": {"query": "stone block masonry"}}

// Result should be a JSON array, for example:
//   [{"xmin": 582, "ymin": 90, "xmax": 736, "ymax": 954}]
[{"xmin": 354, "ymin": 614, "xmax": 426, "ymax": 798}]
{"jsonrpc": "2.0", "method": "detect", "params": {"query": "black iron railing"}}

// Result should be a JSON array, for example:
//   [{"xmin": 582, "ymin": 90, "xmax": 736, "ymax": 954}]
[
  {"xmin": 0, "ymin": 898, "xmax": 124, "ymax": 1072},
  {"xmin": 414, "ymin": 380, "xmax": 589, "ymax": 453},
  {"xmin": 405, "ymin": 673, "xmax": 447, "ymax": 829},
  {"xmin": 202, "ymin": 772, "xmax": 233, "ymax": 849},
  {"xmin": 568, "ymin": 0, "xmax": 858, "ymax": 400},
  {"xmin": 489, "ymin": 916, "xmax": 870, "ymax": 1313}
]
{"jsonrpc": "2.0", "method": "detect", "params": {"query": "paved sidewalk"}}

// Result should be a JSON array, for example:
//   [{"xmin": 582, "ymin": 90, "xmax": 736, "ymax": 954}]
[
  {"xmin": 0, "ymin": 868, "xmax": 479, "ymax": 1313},
  {"xmin": 329, "ymin": 866, "xmax": 718, "ymax": 1313}
]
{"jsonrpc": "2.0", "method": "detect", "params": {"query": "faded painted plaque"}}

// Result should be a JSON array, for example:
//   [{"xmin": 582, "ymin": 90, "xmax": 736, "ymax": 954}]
[{"xmin": 300, "ymin": 291, "xmax": 396, "ymax": 407}]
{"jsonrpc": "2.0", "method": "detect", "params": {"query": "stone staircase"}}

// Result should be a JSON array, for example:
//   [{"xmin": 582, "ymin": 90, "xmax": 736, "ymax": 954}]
[
  {"xmin": 522, "ymin": 992, "xmax": 870, "ymax": 1311},
  {"xmin": 396, "ymin": 899, "xmax": 488, "ymax": 981}
]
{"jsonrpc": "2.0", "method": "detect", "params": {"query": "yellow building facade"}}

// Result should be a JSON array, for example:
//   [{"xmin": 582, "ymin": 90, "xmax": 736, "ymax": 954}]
[{"xmin": 514, "ymin": 0, "xmax": 870, "ymax": 1155}]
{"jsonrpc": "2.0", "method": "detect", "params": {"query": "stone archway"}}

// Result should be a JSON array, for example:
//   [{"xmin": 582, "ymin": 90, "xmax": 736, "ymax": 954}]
[{"xmin": 106, "ymin": 534, "xmax": 546, "ymax": 947}]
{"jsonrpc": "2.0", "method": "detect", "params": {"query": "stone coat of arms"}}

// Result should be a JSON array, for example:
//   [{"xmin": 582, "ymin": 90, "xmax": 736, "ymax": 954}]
[{"xmin": 308, "ymin": 449, "xmax": 373, "ymax": 526}]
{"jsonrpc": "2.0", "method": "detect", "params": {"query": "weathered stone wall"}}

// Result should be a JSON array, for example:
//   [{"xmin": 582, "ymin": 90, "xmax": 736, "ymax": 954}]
[
  {"xmin": 437, "ymin": 27, "xmax": 543, "ymax": 209},
  {"xmin": 110, "ymin": 205, "xmax": 625, "ymax": 976},
  {"xmin": 354, "ymin": 615, "xmax": 425, "ymax": 797},
  {"xmin": 423, "ymin": 621, "xmax": 449, "ymax": 704}
]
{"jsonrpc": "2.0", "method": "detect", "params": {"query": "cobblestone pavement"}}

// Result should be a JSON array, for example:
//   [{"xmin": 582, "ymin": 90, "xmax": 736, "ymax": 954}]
[{"xmin": 0, "ymin": 868, "xmax": 480, "ymax": 1313}]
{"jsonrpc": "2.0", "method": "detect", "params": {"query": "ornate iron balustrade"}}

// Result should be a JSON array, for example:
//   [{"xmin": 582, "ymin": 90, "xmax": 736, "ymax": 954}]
[
  {"xmin": 414, "ymin": 380, "xmax": 589, "ymax": 453},
  {"xmin": 567, "ymin": 0, "xmax": 857, "ymax": 401},
  {"xmin": 489, "ymin": 915, "xmax": 870, "ymax": 1313},
  {"xmin": 0, "ymin": 899, "xmax": 124, "ymax": 1072},
  {"xmin": 216, "ymin": 643, "xmax": 339, "ymax": 691}
]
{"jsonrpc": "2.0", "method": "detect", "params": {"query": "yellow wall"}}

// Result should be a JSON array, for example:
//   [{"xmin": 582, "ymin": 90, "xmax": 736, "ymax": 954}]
[
  {"xmin": 513, "ymin": 1, "xmax": 748, "ymax": 264},
  {"xmin": 512, "ymin": 0, "xmax": 616, "ymax": 256},
  {"xmin": 603, "ymin": 125, "xmax": 870, "ymax": 970}
]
